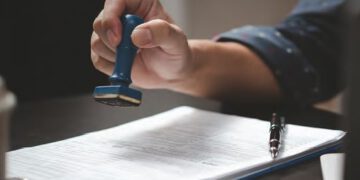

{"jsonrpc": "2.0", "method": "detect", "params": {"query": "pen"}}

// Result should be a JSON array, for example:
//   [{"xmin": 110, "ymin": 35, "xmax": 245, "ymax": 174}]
[{"xmin": 269, "ymin": 113, "xmax": 285, "ymax": 159}]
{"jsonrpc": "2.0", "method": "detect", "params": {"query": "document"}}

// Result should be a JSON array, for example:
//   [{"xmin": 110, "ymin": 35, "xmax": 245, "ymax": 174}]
[{"xmin": 7, "ymin": 107, "xmax": 345, "ymax": 179}]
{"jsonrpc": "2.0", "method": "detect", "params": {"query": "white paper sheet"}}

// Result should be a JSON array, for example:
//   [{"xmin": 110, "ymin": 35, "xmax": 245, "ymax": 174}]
[{"xmin": 7, "ymin": 107, "xmax": 345, "ymax": 180}]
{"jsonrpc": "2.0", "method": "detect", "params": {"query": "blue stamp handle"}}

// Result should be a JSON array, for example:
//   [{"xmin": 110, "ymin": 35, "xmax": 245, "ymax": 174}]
[{"xmin": 109, "ymin": 14, "xmax": 144, "ymax": 86}]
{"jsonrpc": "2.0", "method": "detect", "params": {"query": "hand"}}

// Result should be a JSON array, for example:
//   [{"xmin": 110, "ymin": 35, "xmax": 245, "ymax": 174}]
[
  {"xmin": 90, "ymin": 0, "xmax": 281, "ymax": 103},
  {"xmin": 91, "ymin": 0, "xmax": 193, "ymax": 89}
]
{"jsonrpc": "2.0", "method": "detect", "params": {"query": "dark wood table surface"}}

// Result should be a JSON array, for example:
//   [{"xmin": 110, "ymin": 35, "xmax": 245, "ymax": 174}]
[{"xmin": 9, "ymin": 90, "xmax": 343, "ymax": 179}]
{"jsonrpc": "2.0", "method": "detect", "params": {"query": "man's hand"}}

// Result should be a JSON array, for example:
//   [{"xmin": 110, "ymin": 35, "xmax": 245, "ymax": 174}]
[
  {"xmin": 90, "ymin": 0, "xmax": 282, "ymax": 104},
  {"xmin": 91, "ymin": 0, "xmax": 193, "ymax": 89}
]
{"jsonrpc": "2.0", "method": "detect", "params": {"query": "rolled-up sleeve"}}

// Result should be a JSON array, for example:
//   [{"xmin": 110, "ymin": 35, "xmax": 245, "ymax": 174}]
[{"xmin": 215, "ymin": 0, "xmax": 345, "ymax": 105}]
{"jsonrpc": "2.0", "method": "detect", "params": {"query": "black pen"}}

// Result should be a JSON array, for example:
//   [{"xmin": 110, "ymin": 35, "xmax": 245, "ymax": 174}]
[{"xmin": 269, "ymin": 113, "xmax": 285, "ymax": 159}]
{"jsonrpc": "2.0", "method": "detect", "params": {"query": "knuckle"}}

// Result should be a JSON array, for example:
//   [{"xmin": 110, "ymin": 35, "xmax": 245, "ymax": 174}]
[
  {"xmin": 152, "ymin": 19, "xmax": 172, "ymax": 36},
  {"xmin": 90, "ymin": 52, "xmax": 98, "ymax": 64},
  {"xmin": 90, "ymin": 50, "xmax": 96, "ymax": 60},
  {"xmin": 91, "ymin": 51, "xmax": 98, "ymax": 62},
  {"xmin": 152, "ymin": 19, "xmax": 168, "ymax": 25},
  {"xmin": 93, "ymin": 58, "xmax": 104, "ymax": 70},
  {"xmin": 171, "ymin": 24, "xmax": 186, "ymax": 38},
  {"xmin": 171, "ymin": 24, "xmax": 184, "ymax": 34},
  {"xmin": 101, "ymin": 17, "xmax": 115, "ymax": 30},
  {"xmin": 92, "ymin": 11, "xmax": 103, "ymax": 32},
  {"xmin": 91, "ymin": 51, "xmax": 101, "ymax": 67},
  {"xmin": 93, "ymin": 18, "xmax": 102, "ymax": 33},
  {"xmin": 91, "ymin": 37, "xmax": 102, "ymax": 53}
]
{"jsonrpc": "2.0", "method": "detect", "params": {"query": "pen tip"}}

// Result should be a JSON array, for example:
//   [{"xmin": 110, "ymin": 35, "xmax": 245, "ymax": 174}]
[
  {"xmin": 271, "ymin": 152, "xmax": 277, "ymax": 159},
  {"xmin": 270, "ymin": 147, "xmax": 278, "ymax": 159}
]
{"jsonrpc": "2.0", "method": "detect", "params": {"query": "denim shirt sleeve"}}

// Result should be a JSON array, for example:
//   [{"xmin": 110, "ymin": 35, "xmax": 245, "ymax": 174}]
[{"xmin": 215, "ymin": 0, "xmax": 345, "ymax": 105}]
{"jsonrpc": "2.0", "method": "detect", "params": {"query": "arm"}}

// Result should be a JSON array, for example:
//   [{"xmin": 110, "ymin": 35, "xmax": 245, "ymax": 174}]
[
  {"xmin": 169, "ymin": 40, "xmax": 281, "ymax": 103},
  {"xmin": 216, "ymin": 0, "xmax": 346, "ymax": 105},
  {"xmin": 91, "ymin": 0, "xmax": 345, "ymax": 105},
  {"xmin": 91, "ymin": 0, "xmax": 282, "ymax": 104}
]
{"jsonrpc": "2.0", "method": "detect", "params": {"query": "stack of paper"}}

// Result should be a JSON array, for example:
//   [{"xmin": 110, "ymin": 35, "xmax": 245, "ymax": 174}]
[{"xmin": 7, "ymin": 107, "xmax": 345, "ymax": 179}]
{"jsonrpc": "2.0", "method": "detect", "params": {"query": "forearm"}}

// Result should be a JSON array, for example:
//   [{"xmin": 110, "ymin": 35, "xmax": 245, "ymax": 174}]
[{"xmin": 168, "ymin": 40, "xmax": 282, "ymax": 103}]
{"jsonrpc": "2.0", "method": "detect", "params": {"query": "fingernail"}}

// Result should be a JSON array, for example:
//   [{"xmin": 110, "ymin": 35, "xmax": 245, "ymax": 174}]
[
  {"xmin": 107, "ymin": 29, "xmax": 117, "ymax": 47},
  {"xmin": 132, "ymin": 28, "xmax": 152, "ymax": 46}
]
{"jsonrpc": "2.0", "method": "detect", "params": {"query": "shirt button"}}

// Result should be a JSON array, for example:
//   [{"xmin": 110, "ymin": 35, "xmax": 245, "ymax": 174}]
[
  {"xmin": 286, "ymin": 48, "xmax": 293, "ymax": 54},
  {"xmin": 275, "ymin": 31, "xmax": 282, "ymax": 37}
]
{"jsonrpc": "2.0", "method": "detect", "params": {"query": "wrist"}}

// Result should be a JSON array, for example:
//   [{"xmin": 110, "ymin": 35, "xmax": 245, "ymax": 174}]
[
  {"xmin": 165, "ymin": 39, "xmax": 282, "ymax": 102},
  {"xmin": 166, "ymin": 39, "xmax": 213, "ymax": 96}
]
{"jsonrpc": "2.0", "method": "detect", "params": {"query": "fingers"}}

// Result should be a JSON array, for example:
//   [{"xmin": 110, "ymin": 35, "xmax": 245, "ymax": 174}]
[
  {"xmin": 91, "ymin": 50, "xmax": 114, "ymax": 76},
  {"xmin": 93, "ymin": 11, "xmax": 117, "ymax": 51},
  {"xmin": 131, "ymin": 19, "xmax": 188, "ymax": 56},
  {"xmin": 91, "ymin": 32, "xmax": 116, "ymax": 62},
  {"xmin": 91, "ymin": 32, "xmax": 115, "ymax": 75},
  {"xmin": 92, "ymin": 18, "xmax": 189, "ymax": 80},
  {"xmin": 93, "ymin": 0, "xmax": 172, "ymax": 49},
  {"xmin": 102, "ymin": 0, "xmax": 126, "ymax": 46}
]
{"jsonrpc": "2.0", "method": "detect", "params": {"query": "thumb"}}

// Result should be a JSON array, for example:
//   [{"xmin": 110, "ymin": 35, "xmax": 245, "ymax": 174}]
[{"xmin": 131, "ymin": 19, "xmax": 188, "ymax": 55}]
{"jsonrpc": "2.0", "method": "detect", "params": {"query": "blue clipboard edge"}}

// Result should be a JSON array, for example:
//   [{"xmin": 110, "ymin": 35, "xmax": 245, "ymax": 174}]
[{"xmin": 220, "ymin": 132, "xmax": 346, "ymax": 180}]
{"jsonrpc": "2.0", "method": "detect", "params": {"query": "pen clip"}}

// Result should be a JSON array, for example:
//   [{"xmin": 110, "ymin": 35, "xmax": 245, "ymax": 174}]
[
  {"xmin": 280, "ymin": 117, "xmax": 286, "ymax": 131},
  {"xmin": 269, "ymin": 113, "xmax": 279, "ymax": 132},
  {"xmin": 269, "ymin": 113, "xmax": 286, "ymax": 132}
]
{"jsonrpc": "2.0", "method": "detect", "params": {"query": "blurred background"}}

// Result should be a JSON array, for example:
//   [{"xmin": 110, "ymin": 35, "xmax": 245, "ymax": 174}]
[
  {"xmin": 161, "ymin": 0, "xmax": 297, "ymax": 38},
  {"xmin": 1, "ymin": 0, "xmax": 106, "ymax": 101}
]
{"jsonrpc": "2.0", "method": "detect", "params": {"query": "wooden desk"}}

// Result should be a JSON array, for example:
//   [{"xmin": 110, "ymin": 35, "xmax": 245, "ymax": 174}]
[{"xmin": 9, "ymin": 90, "xmax": 342, "ymax": 179}]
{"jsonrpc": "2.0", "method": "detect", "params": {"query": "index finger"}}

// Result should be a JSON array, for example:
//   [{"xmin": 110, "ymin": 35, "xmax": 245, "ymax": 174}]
[
  {"xmin": 102, "ymin": 0, "xmax": 126, "ymax": 47},
  {"xmin": 101, "ymin": 0, "xmax": 172, "ymax": 47}
]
